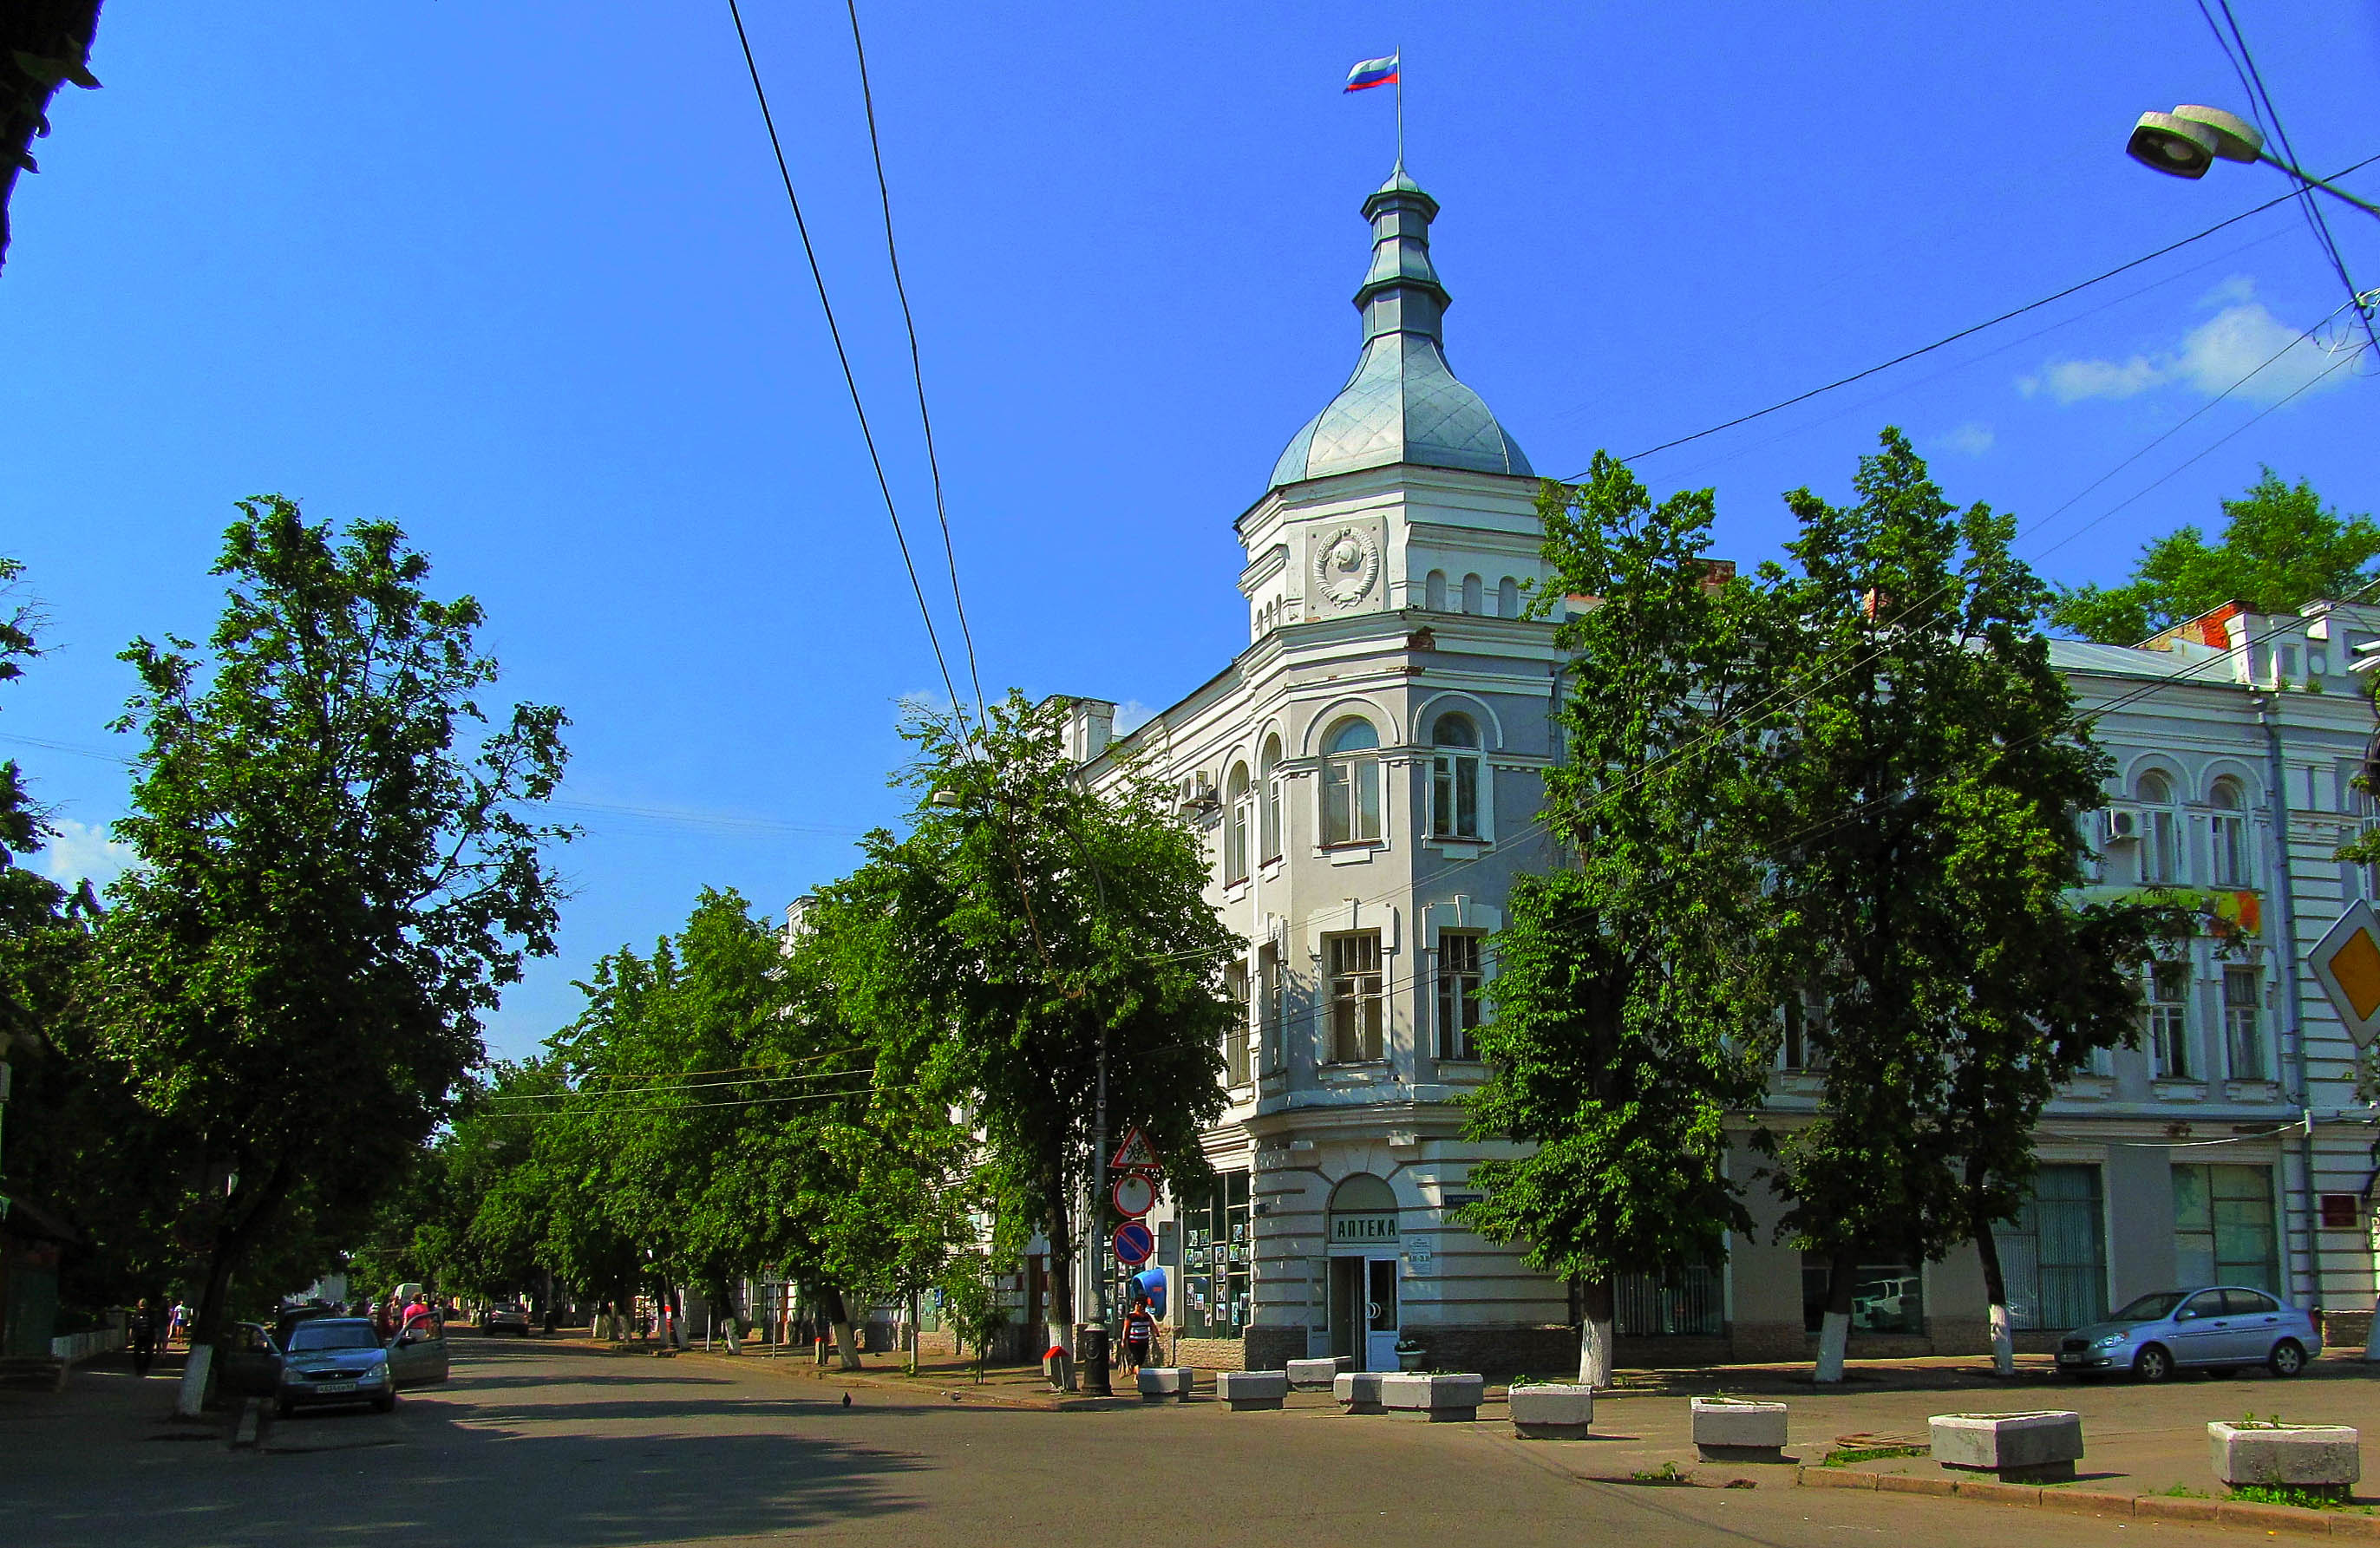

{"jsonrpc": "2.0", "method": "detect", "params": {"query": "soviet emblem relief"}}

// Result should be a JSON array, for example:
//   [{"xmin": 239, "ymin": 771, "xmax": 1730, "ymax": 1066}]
[{"xmin": 1314, "ymin": 525, "xmax": 1381, "ymax": 609}]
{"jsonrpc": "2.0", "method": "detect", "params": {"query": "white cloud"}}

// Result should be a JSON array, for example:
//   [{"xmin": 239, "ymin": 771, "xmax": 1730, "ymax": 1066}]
[
  {"xmin": 1934, "ymin": 421, "xmax": 1996, "ymax": 457},
  {"xmin": 1112, "ymin": 700, "xmax": 1156, "ymax": 736},
  {"xmin": 2019, "ymin": 277, "xmax": 2358, "ymax": 407},
  {"xmin": 40, "ymin": 817, "xmax": 135, "ymax": 892}
]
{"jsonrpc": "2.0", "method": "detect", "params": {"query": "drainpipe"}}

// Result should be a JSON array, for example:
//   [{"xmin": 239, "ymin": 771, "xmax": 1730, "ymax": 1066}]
[{"xmin": 2255, "ymin": 690, "xmax": 2323, "ymax": 1306}]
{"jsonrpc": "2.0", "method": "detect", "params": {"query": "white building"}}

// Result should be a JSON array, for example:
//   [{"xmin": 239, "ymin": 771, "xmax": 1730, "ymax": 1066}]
[{"xmin": 1070, "ymin": 168, "xmax": 2380, "ymax": 1373}]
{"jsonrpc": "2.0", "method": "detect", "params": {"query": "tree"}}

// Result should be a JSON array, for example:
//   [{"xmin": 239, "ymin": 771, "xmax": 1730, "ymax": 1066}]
[
  {"xmin": 882, "ymin": 693, "xmax": 1237, "ymax": 1380},
  {"xmin": 1461, "ymin": 455, "xmax": 1778, "ymax": 1387},
  {"xmin": 0, "ymin": 1, "xmax": 103, "ymax": 274},
  {"xmin": 2052, "ymin": 472, "xmax": 2379, "ymax": 644},
  {"xmin": 1759, "ymin": 429, "xmax": 2178, "ymax": 1379},
  {"xmin": 94, "ymin": 497, "xmax": 572, "ymax": 1362}
]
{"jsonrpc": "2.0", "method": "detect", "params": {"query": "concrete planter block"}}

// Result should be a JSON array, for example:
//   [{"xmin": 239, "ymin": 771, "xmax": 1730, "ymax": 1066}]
[
  {"xmin": 1286, "ymin": 1355, "xmax": 1350, "ymax": 1390},
  {"xmin": 1508, "ymin": 1383, "xmax": 1594, "ymax": 1440},
  {"xmin": 1693, "ymin": 1396, "xmax": 1790, "ymax": 1460},
  {"xmin": 1135, "ymin": 1367, "xmax": 1193, "ymax": 1403},
  {"xmin": 1380, "ymin": 1372, "xmax": 1484, "ymax": 1422},
  {"xmin": 1930, "ymin": 1411, "xmax": 2085, "ymax": 1483},
  {"xmin": 1334, "ymin": 1371, "xmax": 1386, "ymax": 1414},
  {"xmin": 1215, "ymin": 1370, "xmax": 1287, "ymax": 1412},
  {"xmin": 2208, "ymin": 1422, "xmax": 2361, "ymax": 1493}
]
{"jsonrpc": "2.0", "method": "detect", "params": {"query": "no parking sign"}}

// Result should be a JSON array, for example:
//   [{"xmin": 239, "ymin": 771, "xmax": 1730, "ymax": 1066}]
[{"xmin": 1112, "ymin": 1220, "xmax": 1155, "ymax": 1267}]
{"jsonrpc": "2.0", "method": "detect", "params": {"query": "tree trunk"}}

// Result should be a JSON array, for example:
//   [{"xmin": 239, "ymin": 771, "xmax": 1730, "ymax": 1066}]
[
  {"xmin": 709, "ymin": 1274, "xmax": 742, "ymax": 1354},
  {"xmin": 1043, "ymin": 1147, "xmax": 1078, "ymax": 1391},
  {"xmin": 1974, "ymin": 1217, "xmax": 2015, "ymax": 1377},
  {"xmin": 1578, "ymin": 1277, "xmax": 1617, "ymax": 1388},
  {"xmin": 823, "ymin": 1285, "xmax": 862, "ymax": 1370},
  {"xmin": 1814, "ymin": 1251, "xmax": 1856, "ymax": 1384}
]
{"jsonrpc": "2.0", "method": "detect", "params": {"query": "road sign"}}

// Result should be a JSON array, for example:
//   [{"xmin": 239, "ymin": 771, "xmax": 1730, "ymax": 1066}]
[
  {"xmin": 1111, "ymin": 1171, "xmax": 1157, "ymax": 1218},
  {"xmin": 1109, "ymin": 1127, "xmax": 1161, "ymax": 1172},
  {"xmin": 2312, "ymin": 898, "xmax": 2380, "ymax": 1048},
  {"xmin": 1112, "ymin": 1221, "xmax": 1155, "ymax": 1266}
]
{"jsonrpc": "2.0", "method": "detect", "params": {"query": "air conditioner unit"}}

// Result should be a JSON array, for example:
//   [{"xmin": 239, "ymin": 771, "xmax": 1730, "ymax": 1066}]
[{"xmin": 2100, "ymin": 807, "xmax": 2140, "ymax": 845}]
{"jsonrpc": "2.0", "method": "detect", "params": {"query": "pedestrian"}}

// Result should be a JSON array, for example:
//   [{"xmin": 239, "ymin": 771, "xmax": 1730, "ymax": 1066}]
[
  {"xmin": 167, "ymin": 1302, "xmax": 188, "ymax": 1347},
  {"xmin": 1121, "ymin": 1296, "xmax": 1154, "ymax": 1374},
  {"xmin": 128, "ymin": 1299, "xmax": 157, "ymax": 1377}
]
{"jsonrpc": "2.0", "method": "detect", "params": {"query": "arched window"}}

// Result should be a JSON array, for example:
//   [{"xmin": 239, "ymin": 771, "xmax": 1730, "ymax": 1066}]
[
  {"xmin": 2137, "ymin": 770, "xmax": 2180, "ymax": 885},
  {"xmin": 1224, "ymin": 763, "xmax": 1252, "ymax": 885},
  {"xmin": 1430, "ymin": 712, "xmax": 1482, "ymax": 840},
  {"xmin": 2210, "ymin": 778, "xmax": 2248, "ymax": 887},
  {"xmin": 1461, "ymin": 573, "xmax": 1484, "ymax": 614},
  {"xmin": 1497, "ymin": 577, "xmax": 1520, "ymax": 617},
  {"xmin": 1259, "ymin": 735, "xmax": 1283, "ymax": 862},
  {"xmin": 1322, "ymin": 717, "xmax": 1382, "ymax": 846},
  {"xmin": 1424, "ymin": 570, "xmax": 1448, "ymax": 611}
]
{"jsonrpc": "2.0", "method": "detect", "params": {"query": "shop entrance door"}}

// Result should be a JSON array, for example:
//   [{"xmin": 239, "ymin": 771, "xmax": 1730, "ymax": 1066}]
[{"xmin": 1331, "ymin": 1256, "xmax": 1402, "ymax": 1368}]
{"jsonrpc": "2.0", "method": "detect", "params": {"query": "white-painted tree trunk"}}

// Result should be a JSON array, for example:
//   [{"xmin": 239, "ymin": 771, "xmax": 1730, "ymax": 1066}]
[
  {"xmin": 721, "ymin": 1316, "xmax": 741, "ymax": 1355},
  {"xmin": 1814, "ymin": 1310, "xmax": 1850, "ymax": 1383},
  {"xmin": 1579, "ymin": 1316, "xmax": 1616, "ymax": 1388},
  {"xmin": 1043, "ymin": 1319, "xmax": 1074, "ymax": 1391},
  {"xmin": 175, "ymin": 1344, "xmax": 213, "ymax": 1419},
  {"xmin": 1988, "ymin": 1302, "xmax": 2014, "ymax": 1376},
  {"xmin": 829, "ymin": 1313, "xmax": 860, "ymax": 1370}
]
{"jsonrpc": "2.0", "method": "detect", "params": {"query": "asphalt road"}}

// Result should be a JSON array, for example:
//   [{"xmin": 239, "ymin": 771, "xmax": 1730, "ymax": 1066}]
[{"xmin": 9, "ymin": 1339, "xmax": 2257, "ymax": 1547}]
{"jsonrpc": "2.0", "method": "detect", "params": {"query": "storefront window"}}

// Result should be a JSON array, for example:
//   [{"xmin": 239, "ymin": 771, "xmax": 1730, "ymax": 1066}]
[
  {"xmin": 1180, "ymin": 1172, "xmax": 1252, "ymax": 1340},
  {"xmin": 1801, "ymin": 1251, "xmax": 1925, "ymax": 1335},
  {"xmin": 1615, "ymin": 1265, "xmax": 1723, "ymax": 1337},
  {"xmin": 1997, "ymin": 1164, "xmax": 2106, "ymax": 1329},
  {"xmin": 2174, "ymin": 1163, "xmax": 2279, "ymax": 1292}
]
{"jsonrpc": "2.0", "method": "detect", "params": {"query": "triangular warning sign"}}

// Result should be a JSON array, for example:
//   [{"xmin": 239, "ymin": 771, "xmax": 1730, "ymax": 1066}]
[{"xmin": 1109, "ymin": 1127, "xmax": 1161, "ymax": 1172}]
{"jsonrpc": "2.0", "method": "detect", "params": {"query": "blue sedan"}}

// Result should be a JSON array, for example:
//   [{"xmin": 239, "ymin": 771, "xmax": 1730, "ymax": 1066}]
[{"xmin": 2055, "ymin": 1286, "xmax": 2321, "ymax": 1381}]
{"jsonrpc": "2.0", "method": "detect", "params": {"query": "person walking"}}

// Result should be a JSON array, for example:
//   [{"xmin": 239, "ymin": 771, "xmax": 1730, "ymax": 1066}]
[
  {"xmin": 1121, "ymin": 1296, "xmax": 1154, "ymax": 1374},
  {"xmin": 128, "ymin": 1299, "xmax": 157, "ymax": 1377}
]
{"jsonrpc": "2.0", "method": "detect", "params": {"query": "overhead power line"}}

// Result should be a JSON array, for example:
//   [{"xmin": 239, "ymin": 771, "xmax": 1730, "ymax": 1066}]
[
  {"xmin": 724, "ymin": 0, "xmax": 971, "ymax": 727},
  {"xmin": 1585, "ymin": 155, "xmax": 2380, "ymax": 475},
  {"xmin": 843, "ymin": 0, "xmax": 987, "ymax": 728}
]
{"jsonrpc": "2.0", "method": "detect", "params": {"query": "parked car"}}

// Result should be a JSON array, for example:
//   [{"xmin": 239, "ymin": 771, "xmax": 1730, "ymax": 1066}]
[
  {"xmin": 276, "ymin": 1316, "xmax": 395, "ymax": 1418},
  {"xmin": 216, "ymin": 1322, "xmax": 284, "ymax": 1397},
  {"xmin": 2055, "ymin": 1286, "xmax": 2321, "ymax": 1381},
  {"xmin": 482, "ymin": 1304, "xmax": 531, "ymax": 1337}
]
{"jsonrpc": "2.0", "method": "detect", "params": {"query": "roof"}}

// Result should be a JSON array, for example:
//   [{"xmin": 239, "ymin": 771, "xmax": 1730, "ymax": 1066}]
[{"xmin": 1268, "ymin": 167, "xmax": 1532, "ymax": 491}]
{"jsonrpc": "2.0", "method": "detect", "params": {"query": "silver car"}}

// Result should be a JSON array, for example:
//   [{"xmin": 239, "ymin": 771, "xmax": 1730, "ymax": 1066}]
[
  {"xmin": 275, "ymin": 1317, "xmax": 396, "ymax": 1416},
  {"xmin": 2054, "ymin": 1286, "xmax": 2321, "ymax": 1381}
]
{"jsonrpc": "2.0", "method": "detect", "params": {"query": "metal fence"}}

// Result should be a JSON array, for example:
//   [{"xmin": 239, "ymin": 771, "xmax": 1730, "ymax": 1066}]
[{"xmin": 1614, "ymin": 1266, "xmax": 1724, "ymax": 1338}]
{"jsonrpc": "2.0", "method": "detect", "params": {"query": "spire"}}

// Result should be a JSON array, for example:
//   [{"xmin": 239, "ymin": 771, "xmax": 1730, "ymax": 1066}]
[{"xmin": 1267, "ymin": 170, "xmax": 1531, "ymax": 491}]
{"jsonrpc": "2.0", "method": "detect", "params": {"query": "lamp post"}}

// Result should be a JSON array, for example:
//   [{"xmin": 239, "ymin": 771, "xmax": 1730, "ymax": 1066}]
[{"xmin": 2128, "ymin": 104, "xmax": 2380, "ymax": 222}]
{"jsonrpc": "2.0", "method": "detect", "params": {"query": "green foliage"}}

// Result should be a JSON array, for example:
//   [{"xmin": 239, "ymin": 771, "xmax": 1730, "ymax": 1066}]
[
  {"xmin": 2051, "ymin": 472, "xmax": 2378, "ymax": 644},
  {"xmin": 92, "ymin": 497, "xmax": 573, "ymax": 1341},
  {"xmin": 879, "ymin": 691, "xmax": 1238, "ymax": 1335},
  {"xmin": 1462, "ymin": 455, "xmax": 1775, "ymax": 1302},
  {"xmin": 1756, "ymin": 431, "xmax": 2184, "ymax": 1305}
]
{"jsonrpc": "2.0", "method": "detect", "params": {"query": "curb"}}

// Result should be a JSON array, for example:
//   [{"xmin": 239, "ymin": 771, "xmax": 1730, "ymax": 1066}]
[{"xmin": 1798, "ymin": 1465, "xmax": 2379, "ymax": 1537}]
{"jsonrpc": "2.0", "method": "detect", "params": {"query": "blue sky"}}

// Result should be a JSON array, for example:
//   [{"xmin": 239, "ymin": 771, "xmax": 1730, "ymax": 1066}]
[{"xmin": 3, "ymin": 2, "xmax": 2375, "ymax": 1060}]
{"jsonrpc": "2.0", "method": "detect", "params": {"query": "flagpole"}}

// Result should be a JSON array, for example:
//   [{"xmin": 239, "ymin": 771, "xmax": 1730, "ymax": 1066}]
[{"xmin": 1396, "ymin": 49, "xmax": 1404, "ymax": 166}]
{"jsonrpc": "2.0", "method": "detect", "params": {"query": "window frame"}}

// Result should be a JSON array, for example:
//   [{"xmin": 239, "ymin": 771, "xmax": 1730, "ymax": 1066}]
[
  {"xmin": 1221, "ymin": 960, "xmax": 1251, "ymax": 1088},
  {"xmin": 2209, "ymin": 781, "xmax": 2249, "ymax": 888},
  {"xmin": 1429, "ymin": 712, "xmax": 1484, "ymax": 842},
  {"xmin": 2148, "ymin": 959, "xmax": 2193, "ymax": 1079},
  {"xmin": 1259, "ymin": 736, "xmax": 1284, "ymax": 863},
  {"xmin": 1320, "ymin": 718, "xmax": 1383, "ymax": 848},
  {"xmin": 1435, "ymin": 931, "xmax": 1486, "ymax": 1060},
  {"xmin": 2222, "ymin": 964, "xmax": 2266, "ymax": 1080},
  {"xmin": 1324, "ymin": 931, "xmax": 1385, "ymax": 1064},
  {"xmin": 1223, "ymin": 763, "xmax": 1252, "ymax": 886}
]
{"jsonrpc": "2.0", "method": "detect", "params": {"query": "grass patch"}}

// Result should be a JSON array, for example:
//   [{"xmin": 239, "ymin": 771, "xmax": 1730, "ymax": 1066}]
[
  {"xmin": 1631, "ymin": 1461, "xmax": 1690, "ymax": 1484},
  {"xmin": 2154, "ymin": 1485, "xmax": 2210, "ymax": 1499},
  {"xmin": 2226, "ymin": 1484, "xmax": 2357, "ymax": 1511},
  {"xmin": 1821, "ymin": 1446, "xmax": 1929, "ymax": 1467}
]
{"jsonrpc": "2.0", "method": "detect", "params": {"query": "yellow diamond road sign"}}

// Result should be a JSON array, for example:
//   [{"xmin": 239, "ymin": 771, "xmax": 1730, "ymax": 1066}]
[{"xmin": 2311, "ymin": 898, "xmax": 2380, "ymax": 1048}]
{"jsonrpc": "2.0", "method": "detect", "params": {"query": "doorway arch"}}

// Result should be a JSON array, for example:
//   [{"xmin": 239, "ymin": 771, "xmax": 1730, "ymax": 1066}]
[{"xmin": 1327, "ymin": 1173, "xmax": 1402, "ymax": 1370}]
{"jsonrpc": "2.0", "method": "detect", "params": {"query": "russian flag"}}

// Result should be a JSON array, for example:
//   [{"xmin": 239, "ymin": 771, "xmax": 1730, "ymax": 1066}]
[{"xmin": 1344, "ymin": 54, "xmax": 1398, "ymax": 92}]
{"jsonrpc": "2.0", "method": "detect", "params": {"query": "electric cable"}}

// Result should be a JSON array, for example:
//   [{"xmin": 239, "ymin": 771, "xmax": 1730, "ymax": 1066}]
[
  {"xmin": 724, "ymin": 0, "xmax": 971, "ymax": 728},
  {"xmin": 842, "ymin": 0, "xmax": 988, "ymax": 728},
  {"xmin": 1581, "ymin": 156, "xmax": 2380, "ymax": 474}
]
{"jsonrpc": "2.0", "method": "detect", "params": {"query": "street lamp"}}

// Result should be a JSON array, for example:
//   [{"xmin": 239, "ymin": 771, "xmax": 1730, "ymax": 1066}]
[{"xmin": 2128, "ymin": 104, "xmax": 2380, "ymax": 221}]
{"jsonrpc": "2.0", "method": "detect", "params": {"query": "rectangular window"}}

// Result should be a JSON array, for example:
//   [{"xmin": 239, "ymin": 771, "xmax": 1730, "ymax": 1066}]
[
  {"xmin": 2148, "ymin": 961, "xmax": 2192, "ymax": 1079},
  {"xmin": 2173, "ymin": 1163, "xmax": 2279, "ymax": 1293},
  {"xmin": 1614, "ymin": 1265, "xmax": 1724, "ymax": 1337},
  {"xmin": 1782, "ymin": 989, "xmax": 1829, "ymax": 1072},
  {"xmin": 1801, "ymin": 1251, "xmax": 1925, "ymax": 1336},
  {"xmin": 1435, "ymin": 933, "xmax": 1486, "ymax": 1060},
  {"xmin": 1996, "ymin": 1165, "xmax": 2107, "ymax": 1330},
  {"xmin": 1179, "ymin": 1172, "xmax": 1252, "ymax": 1340},
  {"xmin": 2142, "ymin": 810, "xmax": 2181, "ymax": 885},
  {"xmin": 1326, "ymin": 932, "xmax": 1384, "ymax": 1063},
  {"xmin": 1257, "ymin": 944, "xmax": 1281, "ymax": 1074},
  {"xmin": 1222, "ymin": 962, "xmax": 1251, "ymax": 1087},
  {"xmin": 1431, "ymin": 754, "xmax": 1481, "ymax": 839},
  {"xmin": 2223, "ymin": 966, "xmax": 2266, "ymax": 1080},
  {"xmin": 1323, "ymin": 758, "xmax": 1381, "ymax": 846},
  {"xmin": 1261, "ymin": 775, "xmax": 1282, "ymax": 862},
  {"xmin": 1226, "ymin": 798, "xmax": 1252, "ymax": 885},
  {"xmin": 2211, "ymin": 812, "xmax": 2247, "ymax": 887}
]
